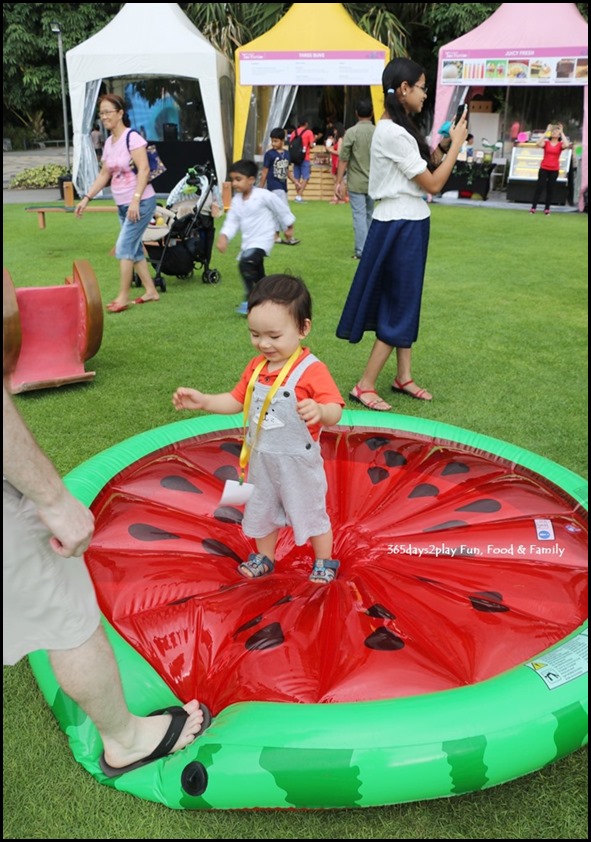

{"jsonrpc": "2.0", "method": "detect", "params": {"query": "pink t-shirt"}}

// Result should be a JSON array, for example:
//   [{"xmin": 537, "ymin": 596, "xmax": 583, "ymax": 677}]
[{"xmin": 102, "ymin": 128, "xmax": 155, "ymax": 205}]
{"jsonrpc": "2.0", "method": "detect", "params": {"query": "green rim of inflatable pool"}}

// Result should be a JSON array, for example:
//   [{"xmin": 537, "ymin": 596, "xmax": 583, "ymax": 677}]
[{"xmin": 29, "ymin": 411, "xmax": 588, "ymax": 810}]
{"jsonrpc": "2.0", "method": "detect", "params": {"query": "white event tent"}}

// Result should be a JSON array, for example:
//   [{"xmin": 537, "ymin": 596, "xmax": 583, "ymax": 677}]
[{"xmin": 66, "ymin": 3, "xmax": 233, "ymax": 196}]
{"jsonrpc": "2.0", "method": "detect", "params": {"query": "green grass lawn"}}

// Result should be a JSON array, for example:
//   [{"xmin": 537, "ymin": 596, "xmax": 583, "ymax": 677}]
[{"xmin": 2, "ymin": 198, "xmax": 588, "ymax": 838}]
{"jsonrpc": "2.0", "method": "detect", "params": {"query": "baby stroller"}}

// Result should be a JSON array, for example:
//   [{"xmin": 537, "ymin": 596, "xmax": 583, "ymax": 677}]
[{"xmin": 140, "ymin": 162, "xmax": 222, "ymax": 292}]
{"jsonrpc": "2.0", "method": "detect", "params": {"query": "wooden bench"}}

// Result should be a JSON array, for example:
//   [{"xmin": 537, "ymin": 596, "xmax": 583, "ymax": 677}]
[{"xmin": 25, "ymin": 205, "xmax": 118, "ymax": 229}]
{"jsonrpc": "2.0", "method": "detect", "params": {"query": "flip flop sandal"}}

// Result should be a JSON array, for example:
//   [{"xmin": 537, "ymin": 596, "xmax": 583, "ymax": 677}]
[
  {"xmin": 238, "ymin": 553, "xmax": 275, "ymax": 579},
  {"xmin": 309, "ymin": 558, "xmax": 340, "ymax": 584},
  {"xmin": 391, "ymin": 378, "xmax": 432, "ymax": 401},
  {"xmin": 98, "ymin": 703, "xmax": 212, "ymax": 778}
]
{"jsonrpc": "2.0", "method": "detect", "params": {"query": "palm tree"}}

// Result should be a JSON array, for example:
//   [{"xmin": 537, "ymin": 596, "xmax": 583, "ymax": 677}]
[{"xmin": 183, "ymin": 3, "xmax": 421, "ymax": 61}]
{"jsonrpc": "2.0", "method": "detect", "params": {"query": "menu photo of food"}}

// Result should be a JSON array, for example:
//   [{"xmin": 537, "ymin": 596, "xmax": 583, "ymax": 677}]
[
  {"xmin": 529, "ymin": 60, "xmax": 552, "ymax": 79},
  {"xmin": 485, "ymin": 60, "xmax": 507, "ymax": 79},
  {"xmin": 508, "ymin": 60, "xmax": 530, "ymax": 79},
  {"xmin": 442, "ymin": 60, "xmax": 463, "ymax": 81},
  {"xmin": 575, "ymin": 58, "xmax": 588, "ymax": 79},
  {"xmin": 556, "ymin": 58, "xmax": 575, "ymax": 78}
]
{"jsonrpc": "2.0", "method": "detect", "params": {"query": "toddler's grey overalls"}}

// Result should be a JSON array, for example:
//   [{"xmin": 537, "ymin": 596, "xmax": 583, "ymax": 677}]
[{"xmin": 242, "ymin": 354, "xmax": 330, "ymax": 545}]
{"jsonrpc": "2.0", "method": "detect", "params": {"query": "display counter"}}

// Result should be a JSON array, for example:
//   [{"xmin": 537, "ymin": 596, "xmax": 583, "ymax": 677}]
[
  {"xmin": 440, "ymin": 161, "xmax": 494, "ymax": 200},
  {"xmin": 287, "ymin": 146, "xmax": 336, "ymax": 202},
  {"xmin": 506, "ymin": 143, "xmax": 571, "ymax": 205}
]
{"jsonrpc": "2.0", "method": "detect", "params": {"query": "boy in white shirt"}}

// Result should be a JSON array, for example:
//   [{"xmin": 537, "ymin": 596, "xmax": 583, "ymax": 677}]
[{"xmin": 217, "ymin": 160, "xmax": 296, "ymax": 315}]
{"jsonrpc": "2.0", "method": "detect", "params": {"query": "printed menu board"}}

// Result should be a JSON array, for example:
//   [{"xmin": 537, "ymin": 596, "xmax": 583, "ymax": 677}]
[
  {"xmin": 240, "ymin": 50, "xmax": 386, "ymax": 85},
  {"xmin": 441, "ymin": 48, "xmax": 587, "ymax": 86},
  {"xmin": 508, "ymin": 145, "xmax": 572, "ymax": 182}
]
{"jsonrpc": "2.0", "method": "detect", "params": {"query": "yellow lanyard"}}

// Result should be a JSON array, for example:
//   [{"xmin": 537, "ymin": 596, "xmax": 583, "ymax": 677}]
[{"xmin": 238, "ymin": 347, "xmax": 303, "ymax": 483}]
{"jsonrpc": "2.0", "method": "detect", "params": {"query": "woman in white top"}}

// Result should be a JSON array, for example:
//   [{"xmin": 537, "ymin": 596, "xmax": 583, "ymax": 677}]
[{"xmin": 336, "ymin": 57, "xmax": 467, "ymax": 409}]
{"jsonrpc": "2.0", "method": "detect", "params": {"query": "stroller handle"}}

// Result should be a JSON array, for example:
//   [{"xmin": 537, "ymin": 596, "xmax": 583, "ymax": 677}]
[{"xmin": 187, "ymin": 162, "xmax": 216, "ymax": 186}]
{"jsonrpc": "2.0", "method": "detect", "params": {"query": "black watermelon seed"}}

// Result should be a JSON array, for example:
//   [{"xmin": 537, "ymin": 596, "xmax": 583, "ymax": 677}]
[
  {"xmin": 214, "ymin": 465, "xmax": 239, "ymax": 482},
  {"xmin": 409, "ymin": 483, "xmax": 439, "ymax": 498},
  {"xmin": 245, "ymin": 622, "xmax": 285, "ymax": 650},
  {"xmin": 128, "ymin": 523, "xmax": 180, "ymax": 541},
  {"xmin": 368, "ymin": 466, "xmax": 389, "ymax": 484},
  {"xmin": 365, "ymin": 628, "xmax": 405, "ymax": 651},
  {"xmin": 442, "ymin": 462, "xmax": 470, "ymax": 475},
  {"xmin": 423, "ymin": 520, "xmax": 468, "ymax": 532},
  {"xmin": 456, "ymin": 499, "xmax": 502, "ymax": 513},
  {"xmin": 384, "ymin": 450, "xmax": 407, "ymax": 467},
  {"xmin": 160, "ymin": 475, "xmax": 203, "ymax": 493},
  {"xmin": 366, "ymin": 604, "xmax": 396, "ymax": 620},
  {"xmin": 221, "ymin": 442, "xmax": 242, "ymax": 456},
  {"xmin": 202, "ymin": 539, "xmax": 244, "ymax": 564},
  {"xmin": 470, "ymin": 591, "xmax": 510, "ymax": 612},
  {"xmin": 364, "ymin": 437, "xmax": 391, "ymax": 451},
  {"xmin": 213, "ymin": 506, "xmax": 243, "ymax": 524}
]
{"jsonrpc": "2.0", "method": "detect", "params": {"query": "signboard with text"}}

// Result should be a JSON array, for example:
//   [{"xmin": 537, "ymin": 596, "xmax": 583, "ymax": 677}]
[
  {"xmin": 440, "ymin": 46, "xmax": 587, "ymax": 86},
  {"xmin": 239, "ymin": 50, "xmax": 387, "ymax": 86}
]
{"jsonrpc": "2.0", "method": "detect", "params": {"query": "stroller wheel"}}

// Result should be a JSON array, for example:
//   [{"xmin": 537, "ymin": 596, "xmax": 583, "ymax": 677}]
[
  {"xmin": 203, "ymin": 269, "xmax": 221, "ymax": 285},
  {"xmin": 154, "ymin": 274, "xmax": 166, "ymax": 293}
]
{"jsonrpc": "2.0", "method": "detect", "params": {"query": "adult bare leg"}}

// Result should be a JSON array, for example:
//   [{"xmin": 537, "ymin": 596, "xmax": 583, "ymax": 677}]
[
  {"xmin": 353, "ymin": 338, "xmax": 394, "ymax": 410},
  {"xmin": 133, "ymin": 257, "xmax": 160, "ymax": 302},
  {"xmin": 394, "ymin": 347, "xmax": 432, "ymax": 400},
  {"xmin": 49, "ymin": 624, "xmax": 205, "ymax": 770},
  {"xmin": 110, "ymin": 257, "xmax": 135, "ymax": 309}
]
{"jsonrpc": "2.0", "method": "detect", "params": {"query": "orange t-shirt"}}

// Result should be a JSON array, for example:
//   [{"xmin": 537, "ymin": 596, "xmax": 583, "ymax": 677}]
[{"xmin": 230, "ymin": 347, "xmax": 344, "ymax": 441}]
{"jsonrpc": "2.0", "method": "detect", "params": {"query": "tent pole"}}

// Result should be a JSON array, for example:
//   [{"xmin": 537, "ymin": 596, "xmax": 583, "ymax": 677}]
[{"xmin": 502, "ymin": 86, "xmax": 510, "ymax": 152}]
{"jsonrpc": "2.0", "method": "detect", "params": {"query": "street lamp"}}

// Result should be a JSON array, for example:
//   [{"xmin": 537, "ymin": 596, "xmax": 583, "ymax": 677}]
[{"xmin": 50, "ymin": 21, "xmax": 70, "ymax": 171}]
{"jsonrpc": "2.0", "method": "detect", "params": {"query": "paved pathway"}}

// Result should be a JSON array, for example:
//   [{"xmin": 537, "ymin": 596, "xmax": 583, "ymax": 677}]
[
  {"xmin": 4, "ymin": 147, "xmax": 70, "ymax": 203},
  {"xmin": 4, "ymin": 146, "xmax": 580, "ymax": 211}
]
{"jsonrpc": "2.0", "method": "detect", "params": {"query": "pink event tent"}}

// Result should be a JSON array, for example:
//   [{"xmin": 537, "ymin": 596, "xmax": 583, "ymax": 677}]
[{"xmin": 432, "ymin": 3, "xmax": 588, "ymax": 208}]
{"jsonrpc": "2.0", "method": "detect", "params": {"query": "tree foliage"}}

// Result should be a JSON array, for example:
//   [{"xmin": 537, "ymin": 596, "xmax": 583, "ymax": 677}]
[
  {"xmin": 3, "ymin": 3, "xmax": 120, "ymax": 134},
  {"xmin": 3, "ymin": 2, "xmax": 588, "ymax": 140}
]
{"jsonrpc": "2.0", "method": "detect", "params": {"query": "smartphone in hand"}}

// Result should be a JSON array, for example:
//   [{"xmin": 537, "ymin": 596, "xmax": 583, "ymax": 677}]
[{"xmin": 454, "ymin": 103, "xmax": 468, "ymax": 126}]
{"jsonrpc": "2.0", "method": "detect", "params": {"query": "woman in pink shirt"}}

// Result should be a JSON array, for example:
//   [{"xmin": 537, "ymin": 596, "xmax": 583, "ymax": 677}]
[
  {"xmin": 75, "ymin": 94, "xmax": 160, "ymax": 312},
  {"xmin": 530, "ymin": 123, "xmax": 570, "ymax": 215}
]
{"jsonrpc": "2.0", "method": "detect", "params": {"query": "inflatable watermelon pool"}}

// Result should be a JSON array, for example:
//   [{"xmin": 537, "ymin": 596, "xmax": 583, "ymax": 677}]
[{"xmin": 29, "ymin": 410, "xmax": 588, "ymax": 809}]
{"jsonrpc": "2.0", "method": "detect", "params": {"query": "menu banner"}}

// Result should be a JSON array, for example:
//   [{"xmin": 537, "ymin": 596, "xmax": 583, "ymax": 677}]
[
  {"xmin": 240, "ymin": 50, "xmax": 387, "ymax": 86},
  {"xmin": 441, "ymin": 47, "xmax": 587, "ymax": 86}
]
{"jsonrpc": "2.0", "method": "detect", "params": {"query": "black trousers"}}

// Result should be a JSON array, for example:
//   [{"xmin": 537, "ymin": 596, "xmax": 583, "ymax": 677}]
[
  {"xmin": 239, "ymin": 248, "xmax": 266, "ymax": 297},
  {"xmin": 531, "ymin": 168, "xmax": 559, "ymax": 210}
]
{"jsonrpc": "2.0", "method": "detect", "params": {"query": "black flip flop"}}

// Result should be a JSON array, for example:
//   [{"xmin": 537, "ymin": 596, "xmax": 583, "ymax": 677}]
[{"xmin": 99, "ymin": 703, "xmax": 212, "ymax": 778}]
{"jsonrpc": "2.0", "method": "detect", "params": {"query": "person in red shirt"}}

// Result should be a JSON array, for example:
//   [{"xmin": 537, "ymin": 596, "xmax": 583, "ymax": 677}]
[
  {"xmin": 289, "ymin": 118, "xmax": 316, "ymax": 202},
  {"xmin": 530, "ymin": 123, "xmax": 570, "ymax": 215},
  {"xmin": 172, "ymin": 274, "xmax": 345, "ymax": 584}
]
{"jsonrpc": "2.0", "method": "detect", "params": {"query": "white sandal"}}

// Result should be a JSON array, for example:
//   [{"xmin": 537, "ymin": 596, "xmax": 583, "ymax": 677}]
[
  {"xmin": 238, "ymin": 553, "xmax": 274, "ymax": 579},
  {"xmin": 309, "ymin": 559, "xmax": 340, "ymax": 584}
]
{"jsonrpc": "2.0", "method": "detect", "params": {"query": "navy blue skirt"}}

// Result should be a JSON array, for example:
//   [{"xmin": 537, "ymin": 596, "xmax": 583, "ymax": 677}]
[{"xmin": 336, "ymin": 217, "xmax": 430, "ymax": 347}]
